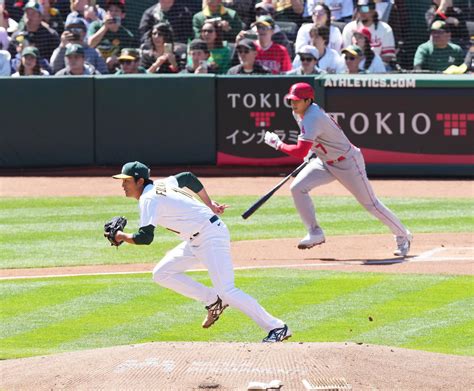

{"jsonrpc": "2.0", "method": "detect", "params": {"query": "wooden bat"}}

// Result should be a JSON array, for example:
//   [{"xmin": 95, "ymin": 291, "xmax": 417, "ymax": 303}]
[{"xmin": 241, "ymin": 160, "xmax": 310, "ymax": 220}]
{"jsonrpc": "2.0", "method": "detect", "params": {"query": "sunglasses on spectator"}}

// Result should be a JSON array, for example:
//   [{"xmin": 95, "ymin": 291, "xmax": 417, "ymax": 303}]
[
  {"xmin": 152, "ymin": 31, "xmax": 166, "ymax": 37},
  {"xmin": 120, "ymin": 60, "xmax": 135, "ymax": 64},
  {"xmin": 300, "ymin": 56, "xmax": 315, "ymax": 62},
  {"xmin": 201, "ymin": 29, "xmax": 215, "ymax": 33},
  {"xmin": 237, "ymin": 47, "xmax": 250, "ymax": 54},
  {"xmin": 345, "ymin": 56, "xmax": 357, "ymax": 61},
  {"xmin": 256, "ymin": 25, "xmax": 271, "ymax": 31},
  {"xmin": 313, "ymin": 10, "xmax": 325, "ymax": 16}
]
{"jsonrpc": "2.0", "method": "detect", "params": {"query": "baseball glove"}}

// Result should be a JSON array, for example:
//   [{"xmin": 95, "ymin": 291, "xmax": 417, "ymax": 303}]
[{"xmin": 104, "ymin": 216, "xmax": 127, "ymax": 247}]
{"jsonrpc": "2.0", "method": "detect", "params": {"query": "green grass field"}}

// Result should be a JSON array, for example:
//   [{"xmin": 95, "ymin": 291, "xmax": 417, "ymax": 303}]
[
  {"xmin": 1, "ymin": 195, "xmax": 473, "ymax": 359},
  {"xmin": 0, "ymin": 195, "xmax": 472, "ymax": 268},
  {"xmin": 1, "ymin": 270, "xmax": 473, "ymax": 359}
]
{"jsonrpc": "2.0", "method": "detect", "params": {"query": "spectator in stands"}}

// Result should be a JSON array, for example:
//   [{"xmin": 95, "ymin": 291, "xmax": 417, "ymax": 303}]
[
  {"xmin": 55, "ymin": 42, "xmax": 100, "ymax": 74},
  {"xmin": 244, "ymin": 15, "xmax": 291, "ymax": 74},
  {"xmin": 270, "ymin": 0, "xmax": 304, "ymax": 26},
  {"xmin": 141, "ymin": 22, "xmax": 179, "ymax": 73},
  {"xmin": 115, "ymin": 48, "xmax": 147, "ymax": 74},
  {"xmin": 220, "ymin": 0, "xmax": 255, "ymax": 29},
  {"xmin": 0, "ymin": 45, "xmax": 11, "ymax": 75},
  {"xmin": 342, "ymin": 1, "xmax": 396, "ymax": 67},
  {"xmin": 295, "ymin": 2, "xmax": 342, "ymax": 54},
  {"xmin": 287, "ymin": 44, "xmax": 321, "ymax": 74},
  {"xmin": 413, "ymin": 20, "xmax": 464, "ymax": 72},
  {"xmin": 304, "ymin": 0, "xmax": 353, "ymax": 23},
  {"xmin": 227, "ymin": 38, "xmax": 270, "ymax": 74},
  {"xmin": 235, "ymin": 2, "xmax": 292, "ymax": 56},
  {"xmin": 463, "ymin": 39, "xmax": 473, "ymax": 73},
  {"xmin": 39, "ymin": 0, "xmax": 64, "ymax": 34},
  {"xmin": 352, "ymin": 25, "xmax": 385, "ymax": 72},
  {"xmin": 425, "ymin": 0, "xmax": 470, "ymax": 52},
  {"xmin": 193, "ymin": 0, "xmax": 243, "ymax": 42},
  {"xmin": 50, "ymin": 17, "xmax": 107, "ymax": 73},
  {"xmin": 10, "ymin": 1, "xmax": 60, "ymax": 60},
  {"xmin": 199, "ymin": 19, "xmax": 231, "ymax": 73},
  {"xmin": 0, "ymin": 3, "xmax": 19, "ymax": 35},
  {"xmin": 292, "ymin": 25, "xmax": 345, "ymax": 73},
  {"xmin": 341, "ymin": 44, "xmax": 363, "ymax": 73},
  {"xmin": 0, "ymin": 25, "xmax": 9, "ymax": 52},
  {"xmin": 65, "ymin": 0, "xmax": 106, "ymax": 29},
  {"xmin": 139, "ymin": 0, "xmax": 193, "ymax": 45},
  {"xmin": 11, "ymin": 45, "xmax": 49, "ymax": 76},
  {"xmin": 87, "ymin": 0, "xmax": 136, "ymax": 70},
  {"xmin": 181, "ymin": 38, "xmax": 218, "ymax": 73}
]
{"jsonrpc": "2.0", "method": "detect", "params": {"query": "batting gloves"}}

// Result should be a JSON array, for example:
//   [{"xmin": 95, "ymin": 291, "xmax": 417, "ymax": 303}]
[{"xmin": 264, "ymin": 131, "xmax": 282, "ymax": 150}]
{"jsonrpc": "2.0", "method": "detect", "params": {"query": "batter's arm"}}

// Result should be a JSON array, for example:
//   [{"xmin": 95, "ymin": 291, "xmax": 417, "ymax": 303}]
[{"xmin": 279, "ymin": 139, "xmax": 313, "ymax": 159}]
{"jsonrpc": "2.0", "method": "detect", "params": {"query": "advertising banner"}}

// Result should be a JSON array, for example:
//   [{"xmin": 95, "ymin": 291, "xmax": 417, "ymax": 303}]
[
  {"xmin": 324, "ymin": 87, "xmax": 474, "ymax": 165},
  {"xmin": 217, "ymin": 77, "xmax": 314, "ymax": 166}
]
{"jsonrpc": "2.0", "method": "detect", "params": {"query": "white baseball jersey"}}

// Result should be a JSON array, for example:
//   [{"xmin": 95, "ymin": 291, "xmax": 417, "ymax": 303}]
[
  {"xmin": 139, "ymin": 177, "xmax": 214, "ymax": 241},
  {"xmin": 295, "ymin": 23, "xmax": 343, "ymax": 54},
  {"xmin": 295, "ymin": 103, "xmax": 352, "ymax": 161},
  {"xmin": 293, "ymin": 47, "xmax": 345, "ymax": 73},
  {"xmin": 342, "ymin": 20, "xmax": 396, "ymax": 59}
]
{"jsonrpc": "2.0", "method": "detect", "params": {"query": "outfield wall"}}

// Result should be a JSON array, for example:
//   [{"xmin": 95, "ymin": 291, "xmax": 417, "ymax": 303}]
[{"xmin": 0, "ymin": 74, "xmax": 472, "ymax": 176}]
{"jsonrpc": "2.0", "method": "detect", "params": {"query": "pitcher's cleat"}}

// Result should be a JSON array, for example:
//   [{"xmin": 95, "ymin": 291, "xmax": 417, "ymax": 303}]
[
  {"xmin": 262, "ymin": 324, "xmax": 292, "ymax": 342},
  {"xmin": 202, "ymin": 296, "xmax": 228, "ymax": 328}
]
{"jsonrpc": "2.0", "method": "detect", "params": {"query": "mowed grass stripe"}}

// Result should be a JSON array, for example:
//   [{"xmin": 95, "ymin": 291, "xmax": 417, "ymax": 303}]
[
  {"xmin": 0, "ymin": 270, "xmax": 473, "ymax": 359},
  {"xmin": 412, "ymin": 319, "xmax": 474, "ymax": 356},
  {"xmin": 0, "ymin": 276, "xmax": 154, "ymax": 340},
  {"xmin": 356, "ymin": 297, "xmax": 474, "ymax": 354},
  {"xmin": 295, "ymin": 275, "xmax": 447, "ymax": 340},
  {"xmin": 1, "ymin": 196, "xmax": 473, "ymax": 268}
]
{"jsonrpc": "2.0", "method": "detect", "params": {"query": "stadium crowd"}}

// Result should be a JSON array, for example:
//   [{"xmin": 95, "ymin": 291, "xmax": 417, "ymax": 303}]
[{"xmin": 0, "ymin": 0, "xmax": 472, "ymax": 76}]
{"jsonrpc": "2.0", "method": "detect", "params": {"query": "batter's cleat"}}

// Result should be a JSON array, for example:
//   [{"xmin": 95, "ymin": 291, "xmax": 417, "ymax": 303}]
[
  {"xmin": 262, "ymin": 324, "xmax": 292, "ymax": 343},
  {"xmin": 202, "ymin": 296, "xmax": 228, "ymax": 328},
  {"xmin": 394, "ymin": 233, "xmax": 413, "ymax": 257},
  {"xmin": 297, "ymin": 229, "xmax": 325, "ymax": 249}
]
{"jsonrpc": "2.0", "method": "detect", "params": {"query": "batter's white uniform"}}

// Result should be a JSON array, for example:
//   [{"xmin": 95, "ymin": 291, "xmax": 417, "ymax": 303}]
[
  {"xmin": 290, "ymin": 103, "xmax": 410, "ymax": 239},
  {"xmin": 142, "ymin": 176, "xmax": 285, "ymax": 332}
]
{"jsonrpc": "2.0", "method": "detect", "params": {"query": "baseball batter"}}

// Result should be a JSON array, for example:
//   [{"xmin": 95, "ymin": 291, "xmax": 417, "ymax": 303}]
[
  {"xmin": 264, "ymin": 83, "xmax": 412, "ymax": 256},
  {"xmin": 111, "ymin": 161, "xmax": 291, "ymax": 342}
]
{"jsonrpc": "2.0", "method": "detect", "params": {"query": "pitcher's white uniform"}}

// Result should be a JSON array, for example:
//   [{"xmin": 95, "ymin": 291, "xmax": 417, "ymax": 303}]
[{"xmin": 143, "ymin": 176, "xmax": 285, "ymax": 332}]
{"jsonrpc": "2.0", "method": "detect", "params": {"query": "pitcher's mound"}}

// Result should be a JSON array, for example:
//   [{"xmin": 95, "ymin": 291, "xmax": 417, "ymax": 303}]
[{"xmin": 1, "ymin": 342, "xmax": 473, "ymax": 390}]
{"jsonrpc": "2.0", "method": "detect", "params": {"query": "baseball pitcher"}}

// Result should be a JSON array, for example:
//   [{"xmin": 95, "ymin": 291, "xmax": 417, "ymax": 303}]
[
  {"xmin": 107, "ymin": 161, "xmax": 291, "ymax": 342},
  {"xmin": 264, "ymin": 83, "xmax": 412, "ymax": 256}
]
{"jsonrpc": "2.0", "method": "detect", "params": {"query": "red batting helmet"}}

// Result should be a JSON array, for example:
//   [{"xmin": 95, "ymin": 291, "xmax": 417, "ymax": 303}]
[{"xmin": 285, "ymin": 83, "xmax": 314, "ymax": 101}]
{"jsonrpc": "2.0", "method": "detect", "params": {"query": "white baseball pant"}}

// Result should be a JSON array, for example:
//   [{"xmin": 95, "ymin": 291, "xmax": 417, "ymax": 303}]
[{"xmin": 152, "ymin": 220, "xmax": 285, "ymax": 332}]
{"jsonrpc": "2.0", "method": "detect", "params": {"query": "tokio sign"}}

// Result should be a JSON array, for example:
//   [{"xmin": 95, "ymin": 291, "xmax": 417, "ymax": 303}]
[
  {"xmin": 217, "ymin": 77, "xmax": 314, "ymax": 165},
  {"xmin": 217, "ymin": 78, "xmax": 474, "ymax": 166}
]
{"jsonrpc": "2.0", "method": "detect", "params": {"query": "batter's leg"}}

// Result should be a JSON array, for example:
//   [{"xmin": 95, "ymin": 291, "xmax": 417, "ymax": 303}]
[
  {"xmin": 290, "ymin": 158, "xmax": 335, "ymax": 248},
  {"xmin": 194, "ymin": 223, "xmax": 287, "ymax": 332},
  {"xmin": 329, "ymin": 150, "xmax": 411, "ymax": 241},
  {"xmin": 152, "ymin": 242, "xmax": 218, "ymax": 305}
]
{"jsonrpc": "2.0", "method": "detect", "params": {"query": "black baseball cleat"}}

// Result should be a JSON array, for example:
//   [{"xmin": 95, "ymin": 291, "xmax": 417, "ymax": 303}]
[
  {"xmin": 262, "ymin": 324, "xmax": 292, "ymax": 342},
  {"xmin": 202, "ymin": 296, "xmax": 228, "ymax": 328}
]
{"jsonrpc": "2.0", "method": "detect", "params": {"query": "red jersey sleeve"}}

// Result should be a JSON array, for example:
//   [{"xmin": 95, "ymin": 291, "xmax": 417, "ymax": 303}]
[{"xmin": 279, "ymin": 139, "xmax": 313, "ymax": 159}]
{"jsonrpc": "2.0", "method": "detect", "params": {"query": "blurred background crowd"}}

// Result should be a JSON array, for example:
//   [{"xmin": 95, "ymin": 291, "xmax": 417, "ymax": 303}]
[{"xmin": 0, "ymin": 0, "xmax": 472, "ymax": 76}]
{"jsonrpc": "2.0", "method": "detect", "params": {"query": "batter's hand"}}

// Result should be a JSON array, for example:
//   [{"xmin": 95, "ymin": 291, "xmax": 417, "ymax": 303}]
[
  {"xmin": 264, "ymin": 131, "xmax": 282, "ymax": 150},
  {"xmin": 210, "ymin": 200, "xmax": 229, "ymax": 215}
]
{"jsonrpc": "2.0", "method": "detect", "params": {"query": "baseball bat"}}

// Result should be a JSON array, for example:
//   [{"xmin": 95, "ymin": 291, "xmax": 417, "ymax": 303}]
[{"xmin": 241, "ymin": 160, "xmax": 310, "ymax": 220}]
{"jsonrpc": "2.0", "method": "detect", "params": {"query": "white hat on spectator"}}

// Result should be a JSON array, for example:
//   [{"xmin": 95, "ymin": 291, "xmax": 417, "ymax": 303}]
[{"xmin": 297, "ymin": 45, "xmax": 320, "ymax": 60}]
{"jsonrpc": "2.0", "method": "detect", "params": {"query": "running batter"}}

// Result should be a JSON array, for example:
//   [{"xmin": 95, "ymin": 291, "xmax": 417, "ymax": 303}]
[
  {"xmin": 264, "ymin": 83, "xmax": 412, "ymax": 256},
  {"xmin": 110, "ymin": 161, "xmax": 291, "ymax": 342}
]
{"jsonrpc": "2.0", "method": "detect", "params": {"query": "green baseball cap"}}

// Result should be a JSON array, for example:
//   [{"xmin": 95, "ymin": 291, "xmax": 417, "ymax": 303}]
[
  {"xmin": 65, "ymin": 43, "xmax": 84, "ymax": 56},
  {"xmin": 113, "ymin": 161, "xmax": 150, "ymax": 180},
  {"xmin": 342, "ymin": 44, "xmax": 363, "ymax": 57},
  {"xmin": 21, "ymin": 46, "xmax": 40, "ymax": 58}
]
